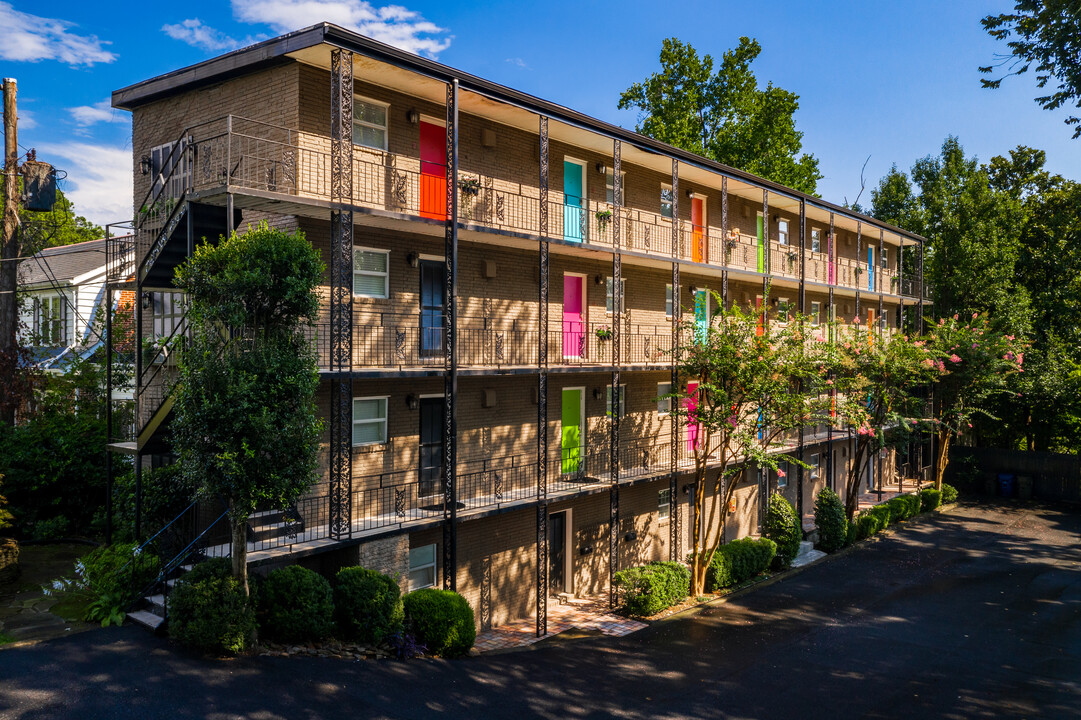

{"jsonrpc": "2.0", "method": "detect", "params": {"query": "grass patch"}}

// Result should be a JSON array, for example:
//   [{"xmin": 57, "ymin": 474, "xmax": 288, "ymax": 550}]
[
  {"xmin": 0, "ymin": 632, "xmax": 15, "ymax": 645},
  {"xmin": 50, "ymin": 594, "xmax": 91, "ymax": 623}
]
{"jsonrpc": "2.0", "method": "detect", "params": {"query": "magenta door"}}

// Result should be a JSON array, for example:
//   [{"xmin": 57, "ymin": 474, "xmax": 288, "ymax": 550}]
[
  {"xmin": 562, "ymin": 275, "xmax": 585, "ymax": 359},
  {"xmin": 685, "ymin": 381, "xmax": 700, "ymax": 453}
]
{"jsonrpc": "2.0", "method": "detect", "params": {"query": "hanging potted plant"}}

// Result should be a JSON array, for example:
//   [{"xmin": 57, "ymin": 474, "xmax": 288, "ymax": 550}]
[
  {"xmin": 595, "ymin": 208, "xmax": 613, "ymax": 234},
  {"xmin": 595, "ymin": 325, "xmax": 612, "ymax": 341},
  {"xmin": 458, "ymin": 176, "xmax": 482, "ymax": 220}
]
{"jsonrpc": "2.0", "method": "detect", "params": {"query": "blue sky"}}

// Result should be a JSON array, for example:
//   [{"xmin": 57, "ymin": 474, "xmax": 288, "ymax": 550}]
[{"xmin": 3, "ymin": 0, "xmax": 1079, "ymax": 226}]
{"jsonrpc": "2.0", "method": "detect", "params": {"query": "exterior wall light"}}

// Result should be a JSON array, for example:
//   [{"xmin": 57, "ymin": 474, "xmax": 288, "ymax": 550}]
[{"xmin": 406, "ymin": 109, "xmax": 420, "ymax": 124}]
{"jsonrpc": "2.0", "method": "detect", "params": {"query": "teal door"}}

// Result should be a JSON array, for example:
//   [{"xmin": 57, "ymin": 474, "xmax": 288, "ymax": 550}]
[
  {"xmin": 867, "ymin": 246, "xmax": 874, "ymax": 291},
  {"xmin": 694, "ymin": 289, "xmax": 708, "ymax": 343},
  {"xmin": 564, "ymin": 161, "xmax": 584, "ymax": 243}
]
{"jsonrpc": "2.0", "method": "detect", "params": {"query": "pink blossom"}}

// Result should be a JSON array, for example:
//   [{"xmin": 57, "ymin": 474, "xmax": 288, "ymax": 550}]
[
  {"xmin": 949, "ymin": 354, "xmax": 961, "ymax": 363},
  {"xmin": 972, "ymin": 343, "xmax": 978, "ymax": 349},
  {"xmin": 826, "ymin": 379, "xmax": 833, "ymax": 385},
  {"xmin": 967, "ymin": 423, "xmax": 973, "ymax": 428},
  {"xmin": 936, "ymin": 360, "xmax": 946, "ymax": 372},
  {"xmin": 853, "ymin": 316, "xmax": 861, "ymax": 324},
  {"xmin": 953, "ymin": 314, "xmax": 959, "ymax": 320},
  {"xmin": 972, "ymin": 312, "xmax": 978, "ymax": 319},
  {"xmin": 923, "ymin": 358, "xmax": 934, "ymax": 367},
  {"xmin": 777, "ymin": 470, "xmax": 786, "ymax": 478}
]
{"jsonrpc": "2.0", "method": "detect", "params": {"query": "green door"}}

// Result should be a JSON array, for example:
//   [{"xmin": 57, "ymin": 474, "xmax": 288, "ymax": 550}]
[
  {"xmin": 756, "ymin": 213, "xmax": 766, "ymax": 273},
  {"xmin": 561, "ymin": 388, "xmax": 583, "ymax": 474}
]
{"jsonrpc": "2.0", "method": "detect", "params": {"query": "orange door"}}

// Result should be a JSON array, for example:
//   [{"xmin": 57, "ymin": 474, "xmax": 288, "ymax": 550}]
[
  {"xmin": 755, "ymin": 295, "xmax": 765, "ymax": 337},
  {"xmin": 419, "ymin": 121, "xmax": 446, "ymax": 220},
  {"xmin": 692, "ymin": 197, "xmax": 706, "ymax": 263}
]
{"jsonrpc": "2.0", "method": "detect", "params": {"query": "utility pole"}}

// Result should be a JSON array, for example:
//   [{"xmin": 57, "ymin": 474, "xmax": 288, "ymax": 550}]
[{"xmin": 1, "ymin": 78, "xmax": 20, "ymax": 427}]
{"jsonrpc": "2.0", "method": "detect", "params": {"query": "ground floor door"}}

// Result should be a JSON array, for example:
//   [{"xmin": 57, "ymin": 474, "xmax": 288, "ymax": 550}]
[
  {"xmin": 419, "ymin": 396, "xmax": 445, "ymax": 499},
  {"xmin": 549, "ymin": 510, "xmax": 568, "ymax": 595}
]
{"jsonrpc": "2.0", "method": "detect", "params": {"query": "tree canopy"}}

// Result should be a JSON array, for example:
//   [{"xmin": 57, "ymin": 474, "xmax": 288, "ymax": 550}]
[
  {"xmin": 981, "ymin": 1, "xmax": 1081, "ymax": 138},
  {"xmin": 619, "ymin": 37, "xmax": 822, "ymax": 194}
]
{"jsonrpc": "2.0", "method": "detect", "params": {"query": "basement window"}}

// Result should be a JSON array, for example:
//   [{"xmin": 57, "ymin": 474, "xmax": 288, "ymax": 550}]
[{"xmin": 409, "ymin": 544, "xmax": 437, "ymax": 590}]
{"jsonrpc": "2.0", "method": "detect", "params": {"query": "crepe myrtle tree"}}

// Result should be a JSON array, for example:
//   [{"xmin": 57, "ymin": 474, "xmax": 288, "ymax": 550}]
[
  {"xmin": 926, "ymin": 313, "xmax": 1025, "ymax": 489},
  {"xmin": 831, "ymin": 319, "xmax": 941, "ymax": 520},
  {"xmin": 171, "ymin": 222, "xmax": 324, "ymax": 595},
  {"xmin": 667, "ymin": 292, "xmax": 830, "ymax": 596}
]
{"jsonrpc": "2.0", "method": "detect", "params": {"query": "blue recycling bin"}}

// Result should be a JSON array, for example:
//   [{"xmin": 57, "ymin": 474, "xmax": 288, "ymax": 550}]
[{"xmin": 997, "ymin": 473, "xmax": 1016, "ymax": 498}]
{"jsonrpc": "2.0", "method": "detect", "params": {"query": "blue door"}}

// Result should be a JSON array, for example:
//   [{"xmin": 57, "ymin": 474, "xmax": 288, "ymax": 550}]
[
  {"xmin": 420, "ymin": 260, "xmax": 445, "ymax": 358},
  {"xmin": 564, "ymin": 161, "xmax": 584, "ymax": 243},
  {"xmin": 867, "ymin": 246, "xmax": 874, "ymax": 291}
]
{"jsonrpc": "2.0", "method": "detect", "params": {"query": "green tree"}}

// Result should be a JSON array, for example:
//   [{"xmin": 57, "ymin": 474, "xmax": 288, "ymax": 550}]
[
  {"xmin": 925, "ymin": 313, "xmax": 1024, "ymax": 488},
  {"xmin": 619, "ymin": 37, "xmax": 822, "ymax": 194},
  {"xmin": 981, "ymin": 1, "xmax": 1081, "ymax": 138},
  {"xmin": 670, "ymin": 295, "xmax": 827, "ymax": 594},
  {"xmin": 171, "ymin": 222, "xmax": 323, "ymax": 595},
  {"xmin": 831, "ymin": 321, "xmax": 939, "ymax": 519}
]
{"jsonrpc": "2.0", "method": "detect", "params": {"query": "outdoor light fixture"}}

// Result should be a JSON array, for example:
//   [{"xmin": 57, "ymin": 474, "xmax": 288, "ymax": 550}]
[
  {"xmin": 139, "ymin": 155, "xmax": 152, "ymax": 175},
  {"xmin": 579, "ymin": 545, "xmax": 594, "ymax": 556},
  {"xmin": 593, "ymin": 388, "xmax": 603, "ymax": 401},
  {"xmin": 685, "ymin": 188, "xmax": 694, "ymax": 199},
  {"xmin": 594, "ymin": 274, "xmax": 604, "ymax": 286},
  {"xmin": 140, "ymin": 292, "xmax": 152, "ymax": 310},
  {"xmin": 406, "ymin": 252, "xmax": 419, "ymax": 268},
  {"xmin": 406, "ymin": 109, "xmax": 420, "ymax": 124},
  {"xmin": 406, "ymin": 394, "xmax": 419, "ymax": 410},
  {"xmin": 624, "ymin": 530, "xmax": 638, "ymax": 542},
  {"xmin": 689, "ymin": 285, "xmax": 697, "ymax": 296},
  {"xmin": 595, "ymin": 162, "xmax": 606, "ymax": 175}
]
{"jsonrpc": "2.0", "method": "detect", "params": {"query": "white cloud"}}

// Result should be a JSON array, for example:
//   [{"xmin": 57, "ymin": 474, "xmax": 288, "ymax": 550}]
[
  {"xmin": 161, "ymin": 18, "xmax": 249, "ymax": 52},
  {"xmin": 506, "ymin": 57, "xmax": 529, "ymax": 69},
  {"xmin": 37, "ymin": 143, "xmax": 132, "ymax": 227},
  {"xmin": 68, "ymin": 99, "xmax": 126, "ymax": 129},
  {"xmin": 0, "ymin": 2, "xmax": 115, "ymax": 66},
  {"xmin": 231, "ymin": 0, "xmax": 452, "ymax": 57},
  {"xmin": 15, "ymin": 108, "xmax": 36, "ymax": 130}
]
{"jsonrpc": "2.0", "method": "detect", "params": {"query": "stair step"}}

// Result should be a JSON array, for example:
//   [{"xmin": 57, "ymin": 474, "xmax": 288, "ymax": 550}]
[
  {"xmin": 127, "ymin": 610, "xmax": 165, "ymax": 632},
  {"xmin": 145, "ymin": 594, "xmax": 166, "ymax": 614}
]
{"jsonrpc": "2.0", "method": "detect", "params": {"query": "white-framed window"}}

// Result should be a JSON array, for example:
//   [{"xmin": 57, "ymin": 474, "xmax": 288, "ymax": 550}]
[
  {"xmin": 605, "ymin": 276, "xmax": 626, "ymax": 315},
  {"xmin": 810, "ymin": 301, "xmax": 821, "ymax": 326},
  {"xmin": 153, "ymin": 291, "xmax": 186, "ymax": 338},
  {"xmin": 408, "ymin": 543, "xmax": 437, "ymax": 590},
  {"xmin": 809, "ymin": 453, "xmax": 820, "ymax": 480},
  {"xmin": 778, "ymin": 219, "xmax": 790, "ymax": 246},
  {"xmin": 777, "ymin": 461, "xmax": 789, "ymax": 489},
  {"xmin": 777, "ymin": 297, "xmax": 791, "ymax": 323},
  {"xmin": 658, "ymin": 489, "xmax": 671, "ymax": 522},
  {"xmin": 660, "ymin": 184, "xmax": 674, "ymax": 219},
  {"xmin": 811, "ymin": 228, "xmax": 822, "ymax": 253},
  {"xmin": 352, "ymin": 396, "xmax": 388, "ymax": 446},
  {"xmin": 881, "ymin": 247, "xmax": 889, "ymax": 269},
  {"xmin": 34, "ymin": 294, "xmax": 66, "ymax": 345},
  {"xmin": 605, "ymin": 170, "xmax": 625, "ymax": 205},
  {"xmin": 665, "ymin": 284, "xmax": 674, "ymax": 318},
  {"xmin": 657, "ymin": 381, "xmax": 672, "ymax": 416},
  {"xmin": 149, "ymin": 139, "xmax": 190, "ymax": 200},
  {"xmin": 354, "ymin": 248, "xmax": 389, "ymax": 298},
  {"xmin": 606, "ymin": 384, "xmax": 626, "ymax": 419},
  {"xmin": 353, "ymin": 96, "xmax": 389, "ymax": 151}
]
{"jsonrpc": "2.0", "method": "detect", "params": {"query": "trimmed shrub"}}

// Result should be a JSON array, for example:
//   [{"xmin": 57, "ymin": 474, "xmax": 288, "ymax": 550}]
[
  {"xmin": 82, "ymin": 542, "xmax": 160, "ymax": 604},
  {"xmin": 333, "ymin": 566, "xmax": 403, "ymax": 644},
  {"xmin": 614, "ymin": 561, "xmax": 689, "ymax": 616},
  {"xmin": 765, "ymin": 493, "xmax": 802, "ymax": 569},
  {"xmin": 887, "ymin": 494, "xmax": 920, "ymax": 523},
  {"xmin": 869, "ymin": 504, "xmax": 891, "ymax": 531},
  {"xmin": 260, "ymin": 565, "xmax": 334, "ymax": 642},
  {"xmin": 169, "ymin": 573, "xmax": 256, "ymax": 655},
  {"xmin": 814, "ymin": 488, "xmax": 847, "ymax": 553},
  {"xmin": 941, "ymin": 483, "xmax": 959, "ymax": 505},
  {"xmin": 182, "ymin": 557, "xmax": 231, "ymax": 585},
  {"xmin": 921, "ymin": 488, "xmax": 942, "ymax": 512},
  {"xmin": 845, "ymin": 518, "xmax": 859, "ymax": 547},
  {"xmin": 704, "ymin": 537, "xmax": 777, "ymax": 591},
  {"xmin": 403, "ymin": 588, "xmax": 475, "ymax": 657},
  {"xmin": 853, "ymin": 509, "xmax": 887, "ymax": 541}
]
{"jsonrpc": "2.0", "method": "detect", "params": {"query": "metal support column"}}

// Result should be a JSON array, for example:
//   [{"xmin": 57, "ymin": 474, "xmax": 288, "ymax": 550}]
[
  {"xmin": 721, "ymin": 176, "xmax": 729, "ymax": 306},
  {"xmin": 536, "ymin": 115, "xmax": 549, "ymax": 637},
  {"xmin": 898, "ymin": 242, "xmax": 905, "ymax": 331},
  {"xmin": 826, "ymin": 212, "xmax": 835, "ymax": 493},
  {"xmin": 797, "ymin": 199, "xmax": 806, "ymax": 526},
  {"xmin": 328, "ymin": 48, "xmax": 355, "ymax": 541},
  {"xmin": 762, "ymin": 190, "xmax": 770, "ymax": 308},
  {"xmin": 104, "ymin": 225, "xmax": 113, "ymax": 546},
  {"xmin": 608, "ymin": 139, "xmax": 622, "ymax": 609},
  {"xmin": 855, "ymin": 221, "xmax": 862, "ymax": 320},
  {"xmin": 669, "ymin": 158, "xmax": 681, "ymax": 562},
  {"xmin": 443, "ymin": 79, "xmax": 460, "ymax": 591}
]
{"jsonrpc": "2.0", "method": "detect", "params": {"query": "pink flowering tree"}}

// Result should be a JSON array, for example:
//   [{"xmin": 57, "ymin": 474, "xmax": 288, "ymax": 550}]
[
  {"xmin": 925, "ymin": 313, "xmax": 1024, "ymax": 489},
  {"xmin": 668, "ymin": 294, "xmax": 830, "ymax": 595},
  {"xmin": 831, "ymin": 319, "xmax": 941, "ymax": 519}
]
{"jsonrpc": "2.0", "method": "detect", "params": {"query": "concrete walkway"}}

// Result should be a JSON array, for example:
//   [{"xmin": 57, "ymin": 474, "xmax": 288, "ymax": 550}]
[
  {"xmin": 1, "ymin": 500, "xmax": 1078, "ymax": 719},
  {"xmin": 474, "ymin": 594, "xmax": 646, "ymax": 653}
]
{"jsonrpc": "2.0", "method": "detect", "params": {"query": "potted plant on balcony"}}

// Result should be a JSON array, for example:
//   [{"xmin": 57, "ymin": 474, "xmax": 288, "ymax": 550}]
[
  {"xmin": 458, "ymin": 177, "xmax": 482, "ymax": 221},
  {"xmin": 595, "ymin": 325, "xmax": 612, "ymax": 341},
  {"xmin": 595, "ymin": 208, "xmax": 613, "ymax": 235},
  {"xmin": 890, "ymin": 275, "xmax": 899, "ymax": 291}
]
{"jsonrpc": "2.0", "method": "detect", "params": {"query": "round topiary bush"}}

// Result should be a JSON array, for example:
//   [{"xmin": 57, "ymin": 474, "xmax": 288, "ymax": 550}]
[
  {"xmin": 403, "ymin": 588, "xmax": 475, "ymax": 657},
  {"xmin": 260, "ymin": 565, "xmax": 334, "ymax": 642},
  {"xmin": 704, "ymin": 537, "xmax": 777, "ymax": 591},
  {"xmin": 333, "ymin": 566, "xmax": 403, "ymax": 644},
  {"xmin": 941, "ymin": 483, "xmax": 959, "ymax": 505},
  {"xmin": 813, "ymin": 488, "xmax": 847, "ymax": 553},
  {"xmin": 765, "ymin": 493, "xmax": 802, "ymax": 569},
  {"xmin": 921, "ymin": 488, "xmax": 943, "ymax": 512},
  {"xmin": 169, "ymin": 572, "xmax": 255, "ymax": 655}
]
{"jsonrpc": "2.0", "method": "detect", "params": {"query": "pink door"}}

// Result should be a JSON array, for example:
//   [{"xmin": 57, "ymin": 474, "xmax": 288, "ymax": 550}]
[
  {"xmin": 419, "ymin": 121, "xmax": 446, "ymax": 221},
  {"xmin": 562, "ymin": 275, "xmax": 585, "ymax": 359},
  {"xmin": 685, "ymin": 381, "xmax": 701, "ymax": 453}
]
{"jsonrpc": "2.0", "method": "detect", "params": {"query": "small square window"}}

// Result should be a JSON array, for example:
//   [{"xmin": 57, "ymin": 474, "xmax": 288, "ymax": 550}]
[
  {"xmin": 354, "ymin": 248, "xmax": 389, "ymax": 298},
  {"xmin": 606, "ymin": 276, "xmax": 626, "ymax": 315},
  {"xmin": 353, "ymin": 396, "xmax": 388, "ymax": 446},
  {"xmin": 409, "ymin": 544, "xmax": 437, "ymax": 590},
  {"xmin": 660, "ymin": 185, "xmax": 674, "ymax": 219},
  {"xmin": 353, "ymin": 97, "xmax": 388, "ymax": 151},
  {"xmin": 606, "ymin": 385, "xmax": 626, "ymax": 419},
  {"xmin": 658, "ymin": 489, "xmax": 671, "ymax": 522},
  {"xmin": 657, "ymin": 382, "xmax": 672, "ymax": 415}
]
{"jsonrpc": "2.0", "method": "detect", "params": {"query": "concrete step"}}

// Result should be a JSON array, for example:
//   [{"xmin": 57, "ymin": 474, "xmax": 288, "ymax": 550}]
[
  {"xmin": 791, "ymin": 541, "xmax": 827, "ymax": 568},
  {"xmin": 145, "ymin": 594, "xmax": 166, "ymax": 616},
  {"xmin": 127, "ymin": 610, "xmax": 165, "ymax": 632}
]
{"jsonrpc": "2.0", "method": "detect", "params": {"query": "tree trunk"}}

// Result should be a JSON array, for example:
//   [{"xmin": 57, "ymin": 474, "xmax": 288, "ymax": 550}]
[
  {"xmin": 229, "ymin": 507, "xmax": 249, "ymax": 597},
  {"xmin": 845, "ymin": 440, "xmax": 868, "ymax": 521},
  {"xmin": 1, "ymin": 80, "xmax": 20, "ymax": 428},
  {"xmin": 934, "ymin": 430, "xmax": 951, "ymax": 491}
]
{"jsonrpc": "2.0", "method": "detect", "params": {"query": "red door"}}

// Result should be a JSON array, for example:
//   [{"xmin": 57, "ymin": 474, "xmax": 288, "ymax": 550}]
[
  {"xmin": 685, "ymin": 381, "xmax": 701, "ymax": 453},
  {"xmin": 419, "ymin": 121, "xmax": 446, "ymax": 221},
  {"xmin": 691, "ymin": 197, "xmax": 706, "ymax": 263},
  {"xmin": 755, "ymin": 296, "xmax": 765, "ymax": 337},
  {"xmin": 562, "ymin": 275, "xmax": 585, "ymax": 359}
]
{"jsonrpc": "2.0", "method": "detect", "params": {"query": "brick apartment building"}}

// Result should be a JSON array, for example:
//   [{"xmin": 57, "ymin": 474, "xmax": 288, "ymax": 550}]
[{"xmin": 107, "ymin": 24, "xmax": 931, "ymax": 634}]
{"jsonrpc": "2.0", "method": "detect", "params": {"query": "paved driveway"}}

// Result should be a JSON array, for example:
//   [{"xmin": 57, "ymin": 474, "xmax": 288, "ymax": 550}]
[{"xmin": 1, "ymin": 500, "xmax": 1079, "ymax": 720}]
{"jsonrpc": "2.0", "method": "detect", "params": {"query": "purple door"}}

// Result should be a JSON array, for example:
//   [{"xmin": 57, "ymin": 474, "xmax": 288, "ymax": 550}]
[{"xmin": 563, "ymin": 275, "xmax": 585, "ymax": 359}]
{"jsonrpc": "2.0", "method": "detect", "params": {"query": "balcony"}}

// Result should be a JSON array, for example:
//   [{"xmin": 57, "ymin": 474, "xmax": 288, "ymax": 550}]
[{"xmin": 165, "ymin": 116, "xmax": 924, "ymax": 301}]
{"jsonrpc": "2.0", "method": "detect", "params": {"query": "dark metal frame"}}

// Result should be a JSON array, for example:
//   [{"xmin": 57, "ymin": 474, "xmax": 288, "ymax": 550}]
[
  {"xmin": 669, "ymin": 159, "xmax": 681, "ymax": 561},
  {"xmin": 442, "ymin": 79, "xmax": 460, "ymax": 591},
  {"xmin": 536, "ymin": 115, "xmax": 549, "ymax": 637},
  {"xmin": 608, "ymin": 139, "xmax": 622, "ymax": 608}
]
